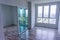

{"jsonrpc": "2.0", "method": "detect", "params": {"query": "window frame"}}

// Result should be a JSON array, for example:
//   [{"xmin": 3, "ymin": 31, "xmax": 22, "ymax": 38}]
[
  {"xmin": 35, "ymin": 3, "xmax": 57, "ymax": 24},
  {"xmin": 35, "ymin": 2, "xmax": 60, "ymax": 29}
]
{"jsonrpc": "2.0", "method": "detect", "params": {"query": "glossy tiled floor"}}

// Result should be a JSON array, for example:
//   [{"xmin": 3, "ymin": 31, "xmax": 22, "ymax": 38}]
[
  {"xmin": 20, "ymin": 27, "xmax": 60, "ymax": 40},
  {"xmin": 4, "ymin": 26, "xmax": 60, "ymax": 40},
  {"xmin": 4, "ymin": 26, "xmax": 18, "ymax": 40}
]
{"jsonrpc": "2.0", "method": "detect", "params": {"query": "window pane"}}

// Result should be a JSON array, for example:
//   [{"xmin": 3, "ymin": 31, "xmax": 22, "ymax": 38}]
[
  {"xmin": 25, "ymin": 9, "xmax": 28, "ymax": 27},
  {"xmin": 20, "ymin": 9, "xmax": 24, "ymax": 17},
  {"xmin": 37, "ymin": 18, "xmax": 42, "ymax": 23},
  {"xmin": 26, "ymin": 9, "xmax": 28, "ymax": 17},
  {"xmin": 43, "ymin": 18, "xmax": 48, "ymax": 23},
  {"xmin": 49, "ymin": 19, "xmax": 56, "ymax": 24},
  {"xmin": 38, "ymin": 6, "xmax": 43, "ymax": 17},
  {"xmin": 44, "ymin": 6, "xmax": 49, "ymax": 17},
  {"xmin": 50, "ymin": 5, "xmax": 56, "ymax": 18}
]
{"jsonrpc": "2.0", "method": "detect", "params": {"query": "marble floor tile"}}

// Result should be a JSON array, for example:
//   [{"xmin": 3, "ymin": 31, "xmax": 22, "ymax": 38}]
[
  {"xmin": 20, "ymin": 27, "xmax": 60, "ymax": 40},
  {"xmin": 4, "ymin": 26, "xmax": 60, "ymax": 40}
]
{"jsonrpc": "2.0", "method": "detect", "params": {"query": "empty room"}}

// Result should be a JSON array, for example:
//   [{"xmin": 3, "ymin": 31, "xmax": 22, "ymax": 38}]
[{"xmin": 0, "ymin": 0, "xmax": 60, "ymax": 40}]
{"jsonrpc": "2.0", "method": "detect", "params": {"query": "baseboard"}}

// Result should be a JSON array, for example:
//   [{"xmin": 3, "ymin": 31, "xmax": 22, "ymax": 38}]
[
  {"xmin": 4, "ymin": 24, "xmax": 17, "ymax": 28},
  {"xmin": 11, "ymin": 24, "xmax": 17, "ymax": 26}
]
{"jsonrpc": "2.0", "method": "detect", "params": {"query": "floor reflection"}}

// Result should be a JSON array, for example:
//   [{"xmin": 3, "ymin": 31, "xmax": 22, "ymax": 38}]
[{"xmin": 20, "ymin": 27, "xmax": 59, "ymax": 40}]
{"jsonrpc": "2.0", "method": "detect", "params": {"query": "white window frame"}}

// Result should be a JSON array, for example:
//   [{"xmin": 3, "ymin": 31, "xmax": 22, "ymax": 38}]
[
  {"xmin": 35, "ymin": 2, "xmax": 59, "ymax": 28},
  {"xmin": 36, "ymin": 4, "xmax": 57, "ymax": 24}
]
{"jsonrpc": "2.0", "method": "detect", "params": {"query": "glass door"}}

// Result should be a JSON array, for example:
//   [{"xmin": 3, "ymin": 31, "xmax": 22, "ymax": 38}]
[
  {"xmin": 18, "ymin": 8, "xmax": 28, "ymax": 34},
  {"xmin": 36, "ymin": 4, "xmax": 58, "ymax": 28}
]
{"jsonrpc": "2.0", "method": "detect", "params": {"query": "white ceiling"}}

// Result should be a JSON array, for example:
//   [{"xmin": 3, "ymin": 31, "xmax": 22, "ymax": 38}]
[{"xmin": 28, "ymin": 0, "xmax": 60, "ymax": 3}]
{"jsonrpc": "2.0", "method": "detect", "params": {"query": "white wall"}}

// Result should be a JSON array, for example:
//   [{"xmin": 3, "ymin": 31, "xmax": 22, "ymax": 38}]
[
  {"xmin": 11, "ymin": 7, "xmax": 18, "ymax": 25},
  {"xmin": 31, "ymin": 2, "xmax": 35, "ymax": 28},
  {"xmin": 0, "ymin": 5, "xmax": 5, "ymax": 40},
  {"xmin": 0, "ymin": 0, "xmax": 28, "ymax": 8},
  {"xmin": 1, "ymin": 5, "xmax": 14, "ymax": 26},
  {"xmin": 58, "ymin": 5, "xmax": 60, "ymax": 34},
  {"xmin": 58, "ymin": 13, "xmax": 60, "ymax": 34},
  {"xmin": 0, "ymin": 5, "xmax": 19, "ymax": 26}
]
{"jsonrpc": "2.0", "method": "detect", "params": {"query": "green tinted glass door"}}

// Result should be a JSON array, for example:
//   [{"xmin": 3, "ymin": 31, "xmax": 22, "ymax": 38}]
[{"xmin": 18, "ymin": 8, "xmax": 28, "ymax": 33}]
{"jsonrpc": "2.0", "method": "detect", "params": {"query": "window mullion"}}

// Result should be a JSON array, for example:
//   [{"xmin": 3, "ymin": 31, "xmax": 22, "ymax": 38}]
[
  {"xmin": 48, "ymin": 5, "xmax": 50, "ymax": 24},
  {"xmin": 42, "ymin": 6, "xmax": 44, "ymax": 18},
  {"xmin": 42, "ymin": 6, "xmax": 44, "ymax": 23}
]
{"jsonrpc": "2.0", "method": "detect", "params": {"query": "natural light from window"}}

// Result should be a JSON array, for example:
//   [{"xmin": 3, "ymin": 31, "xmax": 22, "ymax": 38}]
[
  {"xmin": 44, "ymin": 6, "xmax": 49, "ymax": 18},
  {"xmin": 50, "ymin": 5, "xmax": 56, "ymax": 18},
  {"xmin": 38, "ymin": 6, "xmax": 42, "ymax": 17},
  {"xmin": 37, "ymin": 5, "xmax": 57, "ymax": 24}
]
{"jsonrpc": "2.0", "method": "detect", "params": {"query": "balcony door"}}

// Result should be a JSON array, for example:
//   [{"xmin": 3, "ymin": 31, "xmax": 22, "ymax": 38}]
[
  {"xmin": 18, "ymin": 8, "xmax": 28, "ymax": 34},
  {"xmin": 35, "ymin": 4, "xmax": 59, "ymax": 28}
]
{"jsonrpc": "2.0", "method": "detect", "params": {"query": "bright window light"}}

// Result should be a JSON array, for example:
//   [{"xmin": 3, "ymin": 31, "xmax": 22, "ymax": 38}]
[
  {"xmin": 37, "ymin": 18, "xmax": 42, "ymax": 23},
  {"xmin": 44, "ymin": 6, "xmax": 49, "ymax": 17},
  {"xmin": 50, "ymin": 5, "xmax": 56, "ymax": 18},
  {"xmin": 38, "ymin": 6, "xmax": 43, "ymax": 17}
]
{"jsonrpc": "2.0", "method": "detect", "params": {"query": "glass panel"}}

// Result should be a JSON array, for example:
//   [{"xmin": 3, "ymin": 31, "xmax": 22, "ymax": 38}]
[
  {"xmin": 43, "ymin": 18, "xmax": 48, "ymax": 23},
  {"xmin": 18, "ymin": 8, "xmax": 20, "ymax": 17},
  {"xmin": 49, "ymin": 19, "xmax": 56, "ymax": 24},
  {"xmin": 19, "ymin": 9, "xmax": 26, "ymax": 33},
  {"xmin": 20, "ymin": 9, "xmax": 24, "ymax": 17},
  {"xmin": 50, "ymin": 5, "xmax": 56, "ymax": 18},
  {"xmin": 25, "ymin": 9, "xmax": 28, "ymax": 27},
  {"xmin": 44, "ymin": 6, "xmax": 49, "ymax": 17},
  {"xmin": 26, "ymin": 9, "xmax": 28, "ymax": 17},
  {"xmin": 38, "ymin": 6, "xmax": 43, "ymax": 17},
  {"xmin": 18, "ymin": 8, "xmax": 28, "ymax": 33},
  {"xmin": 18, "ymin": 9, "xmax": 28, "ymax": 40},
  {"xmin": 37, "ymin": 18, "xmax": 42, "ymax": 23},
  {"xmin": 20, "ymin": 30, "xmax": 29, "ymax": 40}
]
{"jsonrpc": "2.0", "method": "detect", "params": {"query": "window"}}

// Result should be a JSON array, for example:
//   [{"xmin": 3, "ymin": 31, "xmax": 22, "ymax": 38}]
[
  {"xmin": 50, "ymin": 5, "xmax": 56, "ymax": 18},
  {"xmin": 38, "ymin": 6, "xmax": 43, "ymax": 17},
  {"xmin": 20, "ymin": 9, "xmax": 24, "ymax": 17},
  {"xmin": 37, "ymin": 18, "xmax": 42, "ymax": 23},
  {"xmin": 26, "ymin": 9, "xmax": 28, "ymax": 17},
  {"xmin": 49, "ymin": 19, "xmax": 56, "ymax": 24},
  {"xmin": 37, "ymin": 5, "xmax": 57, "ymax": 24},
  {"xmin": 43, "ymin": 18, "xmax": 48, "ymax": 23},
  {"xmin": 44, "ymin": 6, "xmax": 49, "ymax": 18}
]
